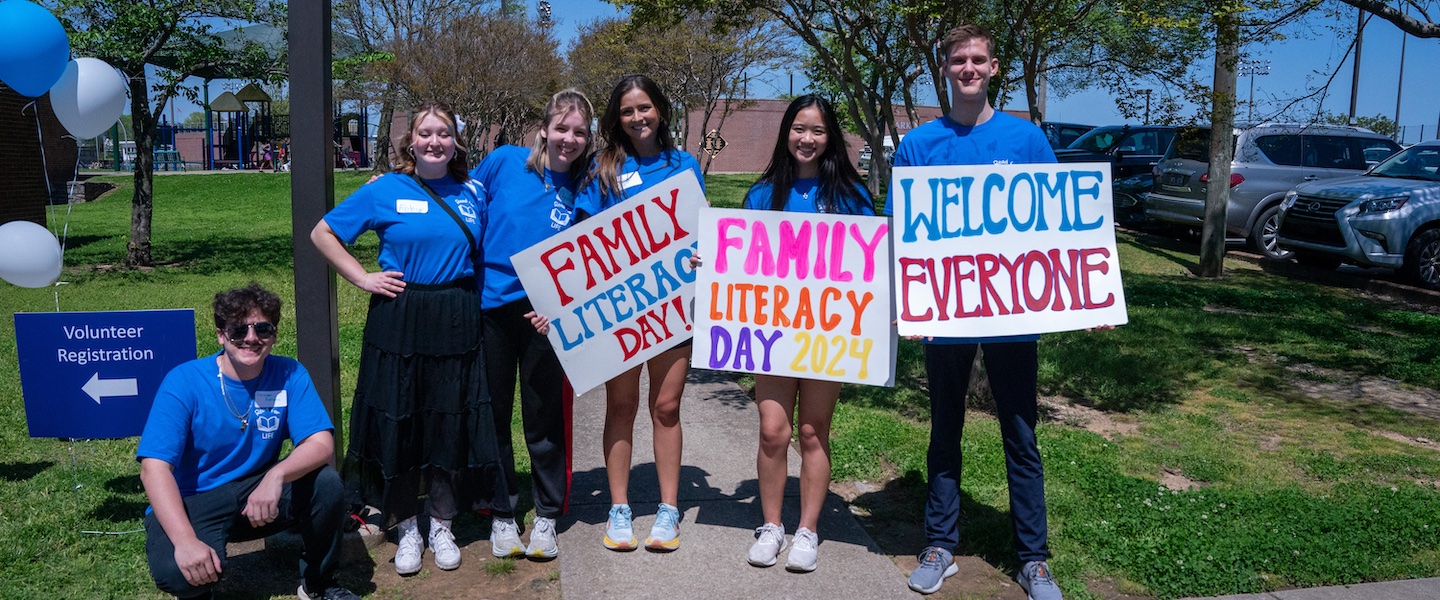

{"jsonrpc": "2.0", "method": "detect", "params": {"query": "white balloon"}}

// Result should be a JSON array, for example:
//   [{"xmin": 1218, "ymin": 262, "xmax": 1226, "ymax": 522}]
[
  {"xmin": 49, "ymin": 58, "xmax": 128, "ymax": 140},
  {"xmin": 0, "ymin": 220, "xmax": 63, "ymax": 288}
]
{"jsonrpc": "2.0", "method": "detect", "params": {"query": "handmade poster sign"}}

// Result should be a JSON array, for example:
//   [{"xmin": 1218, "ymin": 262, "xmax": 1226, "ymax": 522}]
[
  {"xmin": 694, "ymin": 208, "xmax": 896, "ymax": 386},
  {"xmin": 513, "ymin": 171, "xmax": 705, "ymax": 394},
  {"xmin": 890, "ymin": 162, "xmax": 1128, "ymax": 338}
]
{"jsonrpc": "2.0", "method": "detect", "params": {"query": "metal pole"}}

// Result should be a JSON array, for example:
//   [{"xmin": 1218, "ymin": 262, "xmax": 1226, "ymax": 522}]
[
  {"xmin": 288, "ymin": 0, "xmax": 342, "ymax": 453},
  {"xmin": 1349, "ymin": 8, "xmax": 1363, "ymax": 124},
  {"xmin": 1395, "ymin": 5, "xmax": 1407, "ymax": 141},
  {"xmin": 1248, "ymin": 71, "xmax": 1256, "ymax": 122}
]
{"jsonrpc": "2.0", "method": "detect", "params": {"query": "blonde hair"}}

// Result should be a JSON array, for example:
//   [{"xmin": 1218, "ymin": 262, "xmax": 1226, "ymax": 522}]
[
  {"xmin": 526, "ymin": 89, "xmax": 595, "ymax": 178},
  {"xmin": 396, "ymin": 100, "xmax": 469, "ymax": 181}
]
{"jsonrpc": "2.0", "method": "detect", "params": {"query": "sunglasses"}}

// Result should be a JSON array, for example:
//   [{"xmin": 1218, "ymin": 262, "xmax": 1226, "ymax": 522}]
[{"xmin": 224, "ymin": 321, "xmax": 277, "ymax": 342}]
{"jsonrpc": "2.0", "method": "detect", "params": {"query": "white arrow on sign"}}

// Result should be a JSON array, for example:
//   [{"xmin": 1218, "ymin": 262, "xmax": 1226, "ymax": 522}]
[{"xmin": 81, "ymin": 372, "xmax": 138, "ymax": 404}]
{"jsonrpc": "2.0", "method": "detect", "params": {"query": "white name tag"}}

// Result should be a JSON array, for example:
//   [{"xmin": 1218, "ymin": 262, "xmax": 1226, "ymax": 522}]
[
  {"xmin": 396, "ymin": 199, "xmax": 429, "ymax": 214},
  {"xmin": 254, "ymin": 390, "xmax": 288, "ymax": 409},
  {"xmin": 620, "ymin": 171, "xmax": 643, "ymax": 189}
]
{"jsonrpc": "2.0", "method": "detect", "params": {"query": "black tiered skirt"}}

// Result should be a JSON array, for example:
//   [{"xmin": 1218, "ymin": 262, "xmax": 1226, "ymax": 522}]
[{"xmin": 342, "ymin": 278, "xmax": 509, "ymax": 526}]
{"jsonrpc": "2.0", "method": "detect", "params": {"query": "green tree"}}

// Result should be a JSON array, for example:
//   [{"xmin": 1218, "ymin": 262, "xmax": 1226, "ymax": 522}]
[
  {"xmin": 181, "ymin": 111, "xmax": 205, "ymax": 128},
  {"xmin": 1322, "ymin": 112, "xmax": 1398, "ymax": 137},
  {"xmin": 54, "ymin": 0, "xmax": 285, "ymax": 268}
]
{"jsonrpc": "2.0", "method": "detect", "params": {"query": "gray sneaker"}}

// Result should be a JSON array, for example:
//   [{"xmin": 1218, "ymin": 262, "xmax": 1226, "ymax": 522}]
[
  {"xmin": 746, "ymin": 523, "xmax": 787, "ymax": 567},
  {"xmin": 784, "ymin": 527, "xmax": 819, "ymax": 572},
  {"xmin": 907, "ymin": 546, "xmax": 958, "ymax": 594},
  {"xmin": 490, "ymin": 517, "xmax": 525, "ymax": 558},
  {"xmin": 1017, "ymin": 560, "xmax": 1063, "ymax": 600},
  {"xmin": 527, "ymin": 516, "xmax": 559, "ymax": 560}
]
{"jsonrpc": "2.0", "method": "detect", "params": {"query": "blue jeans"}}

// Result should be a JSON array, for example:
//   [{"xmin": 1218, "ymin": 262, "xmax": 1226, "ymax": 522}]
[
  {"xmin": 923, "ymin": 341, "xmax": 1050, "ymax": 562},
  {"xmin": 144, "ymin": 465, "xmax": 345, "ymax": 599}
]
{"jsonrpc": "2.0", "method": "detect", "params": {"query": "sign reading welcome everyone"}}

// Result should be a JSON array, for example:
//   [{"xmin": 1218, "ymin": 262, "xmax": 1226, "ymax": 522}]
[
  {"xmin": 695, "ymin": 208, "xmax": 896, "ymax": 386},
  {"xmin": 514, "ymin": 171, "xmax": 705, "ymax": 394},
  {"xmin": 890, "ymin": 163, "xmax": 1128, "ymax": 338}
]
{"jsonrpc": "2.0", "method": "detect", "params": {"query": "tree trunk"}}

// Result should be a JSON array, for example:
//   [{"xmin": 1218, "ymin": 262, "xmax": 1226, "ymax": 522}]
[
  {"xmin": 1199, "ymin": 13, "xmax": 1240, "ymax": 278},
  {"xmin": 373, "ymin": 95, "xmax": 395, "ymax": 173},
  {"xmin": 125, "ymin": 76, "xmax": 155, "ymax": 269}
]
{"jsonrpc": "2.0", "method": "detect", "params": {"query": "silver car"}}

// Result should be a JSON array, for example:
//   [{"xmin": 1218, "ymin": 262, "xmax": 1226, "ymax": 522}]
[
  {"xmin": 1277, "ymin": 140, "xmax": 1440, "ymax": 289},
  {"xmin": 1145, "ymin": 124, "xmax": 1401, "ymax": 259}
]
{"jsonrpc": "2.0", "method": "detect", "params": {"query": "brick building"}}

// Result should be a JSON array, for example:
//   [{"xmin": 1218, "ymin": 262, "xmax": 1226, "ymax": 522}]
[{"xmin": 0, "ymin": 84, "xmax": 77, "ymax": 226}]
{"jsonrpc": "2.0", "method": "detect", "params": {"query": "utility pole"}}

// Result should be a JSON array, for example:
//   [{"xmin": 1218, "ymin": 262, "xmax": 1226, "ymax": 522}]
[
  {"xmin": 1137, "ymin": 89, "xmax": 1152, "ymax": 124},
  {"xmin": 1395, "ymin": 4, "xmax": 1408, "ymax": 142},
  {"xmin": 1349, "ymin": 8, "xmax": 1365, "ymax": 124}
]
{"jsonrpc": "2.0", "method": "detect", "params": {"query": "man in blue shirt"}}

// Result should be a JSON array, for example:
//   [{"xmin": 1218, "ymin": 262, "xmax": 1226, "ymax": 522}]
[
  {"xmin": 889, "ymin": 25, "xmax": 1063, "ymax": 600},
  {"xmin": 137, "ymin": 285, "xmax": 357, "ymax": 600}
]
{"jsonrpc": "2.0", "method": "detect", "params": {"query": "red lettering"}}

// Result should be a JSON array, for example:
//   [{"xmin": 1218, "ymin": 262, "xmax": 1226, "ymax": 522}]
[
  {"xmin": 576, "ymin": 235, "xmax": 613, "ymax": 293},
  {"xmin": 541, "ymin": 242, "xmax": 577, "ymax": 304},
  {"xmin": 1022, "ymin": 250, "xmax": 1053, "ymax": 312},
  {"xmin": 1047, "ymin": 248, "xmax": 1083, "ymax": 311},
  {"xmin": 1079, "ymin": 247, "xmax": 1115, "ymax": 308},
  {"xmin": 899, "ymin": 258, "xmax": 933, "ymax": 321}
]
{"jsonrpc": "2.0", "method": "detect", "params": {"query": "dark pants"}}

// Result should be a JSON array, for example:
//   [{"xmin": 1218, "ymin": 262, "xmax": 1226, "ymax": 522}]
[
  {"xmin": 145, "ymin": 465, "xmax": 345, "ymax": 599},
  {"xmin": 483, "ymin": 299, "xmax": 571, "ymax": 519},
  {"xmin": 923, "ymin": 342, "xmax": 1050, "ymax": 562}
]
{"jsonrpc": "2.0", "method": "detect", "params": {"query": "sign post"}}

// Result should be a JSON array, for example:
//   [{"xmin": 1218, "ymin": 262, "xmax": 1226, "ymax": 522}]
[{"xmin": 14, "ymin": 309, "xmax": 197, "ymax": 439}]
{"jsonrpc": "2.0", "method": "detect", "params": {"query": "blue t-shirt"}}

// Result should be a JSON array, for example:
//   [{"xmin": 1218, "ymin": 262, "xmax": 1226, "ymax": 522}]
[
  {"xmin": 743, "ymin": 178, "xmax": 875, "ymax": 216},
  {"xmin": 136, "ymin": 353, "xmax": 333, "ymax": 497},
  {"xmin": 323, "ymin": 172, "xmax": 485, "ymax": 285},
  {"xmin": 887, "ymin": 112, "xmax": 1056, "ymax": 345},
  {"xmin": 575, "ymin": 149, "xmax": 705, "ymax": 217},
  {"xmin": 471, "ymin": 145, "xmax": 582, "ymax": 310}
]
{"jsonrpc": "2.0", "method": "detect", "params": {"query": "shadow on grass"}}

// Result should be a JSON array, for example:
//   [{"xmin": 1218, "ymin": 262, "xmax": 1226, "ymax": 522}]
[
  {"xmin": 158, "ymin": 235, "xmax": 299, "ymax": 274},
  {"xmin": 0, "ymin": 461, "xmax": 53, "ymax": 482},
  {"xmin": 88, "ymin": 495, "xmax": 148, "ymax": 524},
  {"xmin": 104, "ymin": 473, "xmax": 143, "ymax": 494}
]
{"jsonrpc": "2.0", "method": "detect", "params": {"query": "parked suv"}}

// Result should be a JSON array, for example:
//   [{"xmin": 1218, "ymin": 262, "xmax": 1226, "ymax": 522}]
[
  {"xmin": 1054, "ymin": 125, "xmax": 1175, "ymax": 179},
  {"xmin": 1145, "ymin": 123, "xmax": 1401, "ymax": 259},
  {"xmin": 1277, "ymin": 140, "xmax": 1440, "ymax": 289},
  {"xmin": 1040, "ymin": 121, "xmax": 1095, "ymax": 150}
]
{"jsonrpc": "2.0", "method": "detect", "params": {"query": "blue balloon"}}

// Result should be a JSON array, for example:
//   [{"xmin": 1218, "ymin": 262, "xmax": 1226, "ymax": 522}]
[{"xmin": 0, "ymin": 0, "xmax": 70, "ymax": 97}]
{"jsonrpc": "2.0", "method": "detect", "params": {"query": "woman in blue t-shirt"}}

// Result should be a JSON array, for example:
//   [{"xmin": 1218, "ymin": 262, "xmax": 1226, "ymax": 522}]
[
  {"xmin": 573, "ymin": 75, "xmax": 704, "ymax": 553},
  {"xmin": 310, "ymin": 101, "xmax": 505, "ymax": 576},
  {"xmin": 741, "ymin": 95, "xmax": 874, "ymax": 573},
  {"xmin": 471, "ymin": 89, "xmax": 596, "ymax": 561}
]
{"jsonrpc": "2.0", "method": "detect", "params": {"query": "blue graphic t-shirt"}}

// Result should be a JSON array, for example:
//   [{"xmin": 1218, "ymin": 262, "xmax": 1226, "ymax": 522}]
[
  {"xmin": 575, "ymin": 149, "xmax": 705, "ymax": 217},
  {"xmin": 743, "ymin": 178, "xmax": 875, "ymax": 216},
  {"xmin": 886, "ymin": 112, "xmax": 1056, "ymax": 345},
  {"xmin": 472, "ymin": 145, "xmax": 581, "ymax": 310},
  {"xmin": 323, "ymin": 172, "xmax": 485, "ymax": 285},
  {"xmin": 136, "ymin": 353, "xmax": 333, "ymax": 497}
]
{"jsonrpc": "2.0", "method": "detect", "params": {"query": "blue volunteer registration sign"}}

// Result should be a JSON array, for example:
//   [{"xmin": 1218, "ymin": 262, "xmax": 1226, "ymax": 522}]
[{"xmin": 15, "ymin": 310, "xmax": 197, "ymax": 439}]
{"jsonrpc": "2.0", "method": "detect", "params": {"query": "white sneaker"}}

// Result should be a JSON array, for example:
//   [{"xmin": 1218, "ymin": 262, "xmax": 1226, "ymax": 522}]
[
  {"xmin": 428, "ymin": 517, "xmax": 461, "ymax": 570},
  {"xmin": 526, "ymin": 516, "xmax": 559, "ymax": 559},
  {"xmin": 491, "ymin": 517, "xmax": 525, "ymax": 558},
  {"xmin": 394, "ymin": 517, "xmax": 423, "ymax": 575},
  {"xmin": 747, "ymin": 522, "xmax": 787, "ymax": 567},
  {"xmin": 785, "ymin": 527, "xmax": 819, "ymax": 572}
]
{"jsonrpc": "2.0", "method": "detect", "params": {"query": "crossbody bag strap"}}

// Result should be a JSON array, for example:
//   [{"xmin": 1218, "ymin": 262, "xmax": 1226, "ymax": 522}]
[{"xmin": 410, "ymin": 174, "xmax": 479, "ymax": 263}]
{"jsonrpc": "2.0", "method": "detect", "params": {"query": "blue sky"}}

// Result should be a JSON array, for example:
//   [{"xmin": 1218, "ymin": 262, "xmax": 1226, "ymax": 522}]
[{"xmin": 165, "ymin": 1, "xmax": 1440, "ymax": 144}]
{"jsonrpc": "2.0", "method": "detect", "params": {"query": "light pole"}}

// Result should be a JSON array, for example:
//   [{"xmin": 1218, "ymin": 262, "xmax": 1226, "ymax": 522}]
[
  {"xmin": 1238, "ymin": 60, "xmax": 1270, "ymax": 124},
  {"xmin": 1136, "ymin": 89, "xmax": 1152, "ymax": 124}
]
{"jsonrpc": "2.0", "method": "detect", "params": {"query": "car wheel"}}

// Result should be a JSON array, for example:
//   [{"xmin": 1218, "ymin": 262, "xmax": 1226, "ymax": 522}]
[
  {"xmin": 1403, "ymin": 228, "xmax": 1440, "ymax": 290},
  {"xmin": 1249, "ymin": 205, "xmax": 1293, "ymax": 260},
  {"xmin": 1295, "ymin": 252, "xmax": 1341, "ymax": 270}
]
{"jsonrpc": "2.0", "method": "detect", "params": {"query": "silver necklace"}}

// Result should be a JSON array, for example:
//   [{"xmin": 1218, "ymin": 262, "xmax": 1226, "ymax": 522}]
[{"xmin": 217, "ymin": 357, "xmax": 254, "ymax": 431}]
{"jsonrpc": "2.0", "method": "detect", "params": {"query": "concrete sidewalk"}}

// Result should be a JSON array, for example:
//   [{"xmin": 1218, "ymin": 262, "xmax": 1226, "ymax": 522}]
[{"xmin": 556, "ymin": 369, "xmax": 907, "ymax": 599}]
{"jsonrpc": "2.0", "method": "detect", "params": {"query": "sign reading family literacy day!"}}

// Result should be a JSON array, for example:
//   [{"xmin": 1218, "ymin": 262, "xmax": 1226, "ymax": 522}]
[
  {"xmin": 514, "ymin": 171, "xmax": 705, "ymax": 394},
  {"xmin": 14, "ymin": 310, "xmax": 197, "ymax": 438},
  {"xmin": 890, "ymin": 163, "xmax": 1128, "ymax": 338},
  {"xmin": 695, "ymin": 208, "xmax": 897, "ymax": 386}
]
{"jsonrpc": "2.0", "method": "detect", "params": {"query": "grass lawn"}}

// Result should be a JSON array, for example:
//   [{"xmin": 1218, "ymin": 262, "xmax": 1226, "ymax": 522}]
[{"xmin": 1, "ymin": 171, "xmax": 1438, "ymax": 599}]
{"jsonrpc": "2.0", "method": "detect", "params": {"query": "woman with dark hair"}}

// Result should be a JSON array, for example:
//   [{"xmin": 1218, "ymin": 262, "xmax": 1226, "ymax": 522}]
[
  {"xmin": 473, "ymin": 89, "xmax": 596, "ymax": 561},
  {"xmin": 311, "ymin": 101, "xmax": 506, "ymax": 576},
  {"xmin": 571, "ymin": 74, "xmax": 703, "ymax": 553},
  {"xmin": 742, "ymin": 94, "xmax": 873, "ymax": 572}
]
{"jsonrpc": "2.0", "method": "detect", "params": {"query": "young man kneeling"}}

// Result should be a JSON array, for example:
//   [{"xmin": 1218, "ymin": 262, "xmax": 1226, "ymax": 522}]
[{"xmin": 138, "ymin": 284, "xmax": 358, "ymax": 600}]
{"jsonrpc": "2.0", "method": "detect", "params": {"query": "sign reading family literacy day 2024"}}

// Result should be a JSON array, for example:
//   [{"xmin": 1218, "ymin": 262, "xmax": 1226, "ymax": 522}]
[
  {"xmin": 514, "ymin": 171, "xmax": 705, "ymax": 394},
  {"xmin": 14, "ymin": 309, "xmax": 197, "ymax": 439},
  {"xmin": 695, "ymin": 208, "xmax": 897, "ymax": 387},
  {"xmin": 890, "ymin": 163, "xmax": 1128, "ymax": 338}
]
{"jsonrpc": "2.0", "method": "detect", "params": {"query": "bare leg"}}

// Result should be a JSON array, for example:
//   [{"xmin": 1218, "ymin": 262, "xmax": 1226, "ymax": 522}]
[
  {"xmin": 754, "ymin": 374, "xmax": 799, "ymax": 526},
  {"xmin": 603, "ymin": 365, "xmax": 643, "ymax": 506},
  {"xmin": 647, "ymin": 345, "xmax": 690, "ymax": 507},
  {"xmin": 795, "ymin": 379, "xmax": 841, "ymax": 532}
]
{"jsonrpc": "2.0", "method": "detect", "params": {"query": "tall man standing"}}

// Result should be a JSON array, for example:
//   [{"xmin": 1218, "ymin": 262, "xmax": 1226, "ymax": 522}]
[
  {"xmin": 886, "ymin": 25, "xmax": 1064, "ymax": 600},
  {"xmin": 138, "ymin": 284, "xmax": 358, "ymax": 600}
]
